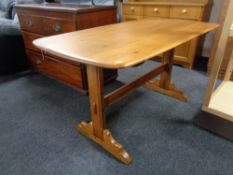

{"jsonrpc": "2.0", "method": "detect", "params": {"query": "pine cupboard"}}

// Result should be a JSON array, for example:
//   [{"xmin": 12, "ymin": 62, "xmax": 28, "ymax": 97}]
[{"xmin": 122, "ymin": 0, "xmax": 213, "ymax": 68}]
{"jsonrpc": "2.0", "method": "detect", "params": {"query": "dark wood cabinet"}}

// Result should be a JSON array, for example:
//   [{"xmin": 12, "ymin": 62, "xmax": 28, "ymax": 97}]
[{"xmin": 16, "ymin": 3, "xmax": 118, "ymax": 92}]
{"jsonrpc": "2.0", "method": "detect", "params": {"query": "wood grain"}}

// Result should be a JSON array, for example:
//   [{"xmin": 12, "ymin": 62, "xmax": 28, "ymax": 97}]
[
  {"xmin": 78, "ymin": 65, "xmax": 132, "ymax": 164},
  {"xmin": 143, "ymin": 5, "xmax": 170, "ymax": 18},
  {"xmin": 122, "ymin": 0, "xmax": 213, "ymax": 69},
  {"xmin": 22, "ymin": 32, "xmax": 42, "ymax": 52},
  {"xmin": 76, "ymin": 9, "xmax": 117, "ymax": 30},
  {"xmin": 34, "ymin": 18, "xmax": 218, "ymax": 69},
  {"xmin": 170, "ymin": 6, "xmax": 202, "ymax": 20},
  {"xmin": 18, "ymin": 14, "xmax": 74, "ymax": 35},
  {"xmin": 104, "ymin": 64, "xmax": 166, "ymax": 107},
  {"xmin": 159, "ymin": 50, "xmax": 174, "ymax": 89},
  {"xmin": 77, "ymin": 121, "xmax": 132, "ymax": 164},
  {"xmin": 26, "ymin": 50, "xmax": 84, "ymax": 89},
  {"xmin": 144, "ymin": 50, "xmax": 188, "ymax": 102},
  {"xmin": 86, "ymin": 65, "xmax": 105, "ymax": 139},
  {"xmin": 32, "ymin": 16, "xmax": 217, "ymax": 165},
  {"xmin": 16, "ymin": 4, "xmax": 118, "ymax": 91}
]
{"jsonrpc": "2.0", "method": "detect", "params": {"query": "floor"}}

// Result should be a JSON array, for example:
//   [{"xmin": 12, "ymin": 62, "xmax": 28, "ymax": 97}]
[{"xmin": 1, "ymin": 61, "xmax": 233, "ymax": 175}]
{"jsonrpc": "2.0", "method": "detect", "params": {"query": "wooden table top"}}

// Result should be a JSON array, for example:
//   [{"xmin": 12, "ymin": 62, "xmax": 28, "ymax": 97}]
[{"xmin": 33, "ymin": 19, "xmax": 218, "ymax": 69}]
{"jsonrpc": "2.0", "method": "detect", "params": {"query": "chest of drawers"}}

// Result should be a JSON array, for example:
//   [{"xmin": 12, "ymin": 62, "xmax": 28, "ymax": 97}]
[
  {"xmin": 122, "ymin": 0, "xmax": 213, "ymax": 68},
  {"xmin": 16, "ymin": 3, "xmax": 118, "ymax": 92}
]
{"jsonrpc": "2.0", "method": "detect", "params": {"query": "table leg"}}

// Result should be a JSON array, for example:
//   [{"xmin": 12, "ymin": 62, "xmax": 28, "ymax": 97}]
[
  {"xmin": 77, "ymin": 65, "xmax": 132, "ymax": 165},
  {"xmin": 159, "ymin": 49, "xmax": 174, "ymax": 89},
  {"xmin": 144, "ymin": 49, "xmax": 188, "ymax": 102}
]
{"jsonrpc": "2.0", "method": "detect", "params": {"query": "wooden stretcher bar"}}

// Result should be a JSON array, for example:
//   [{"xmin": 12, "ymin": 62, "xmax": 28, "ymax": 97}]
[{"xmin": 104, "ymin": 63, "xmax": 167, "ymax": 107}]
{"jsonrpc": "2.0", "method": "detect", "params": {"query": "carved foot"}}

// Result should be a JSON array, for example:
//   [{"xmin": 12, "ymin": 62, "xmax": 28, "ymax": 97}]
[
  {"xmin": 76, "ymin": 121, "xmax": 132, "ymax": 165},
  {"xmin": 144, "ymin": 80, "xmax": 189, "ymax": 102}
]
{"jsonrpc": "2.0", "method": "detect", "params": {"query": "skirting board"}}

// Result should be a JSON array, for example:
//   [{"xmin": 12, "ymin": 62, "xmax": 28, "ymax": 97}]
[{"xmin": 195, "ymin": 111, "xmax": 233, "ymax": 141}]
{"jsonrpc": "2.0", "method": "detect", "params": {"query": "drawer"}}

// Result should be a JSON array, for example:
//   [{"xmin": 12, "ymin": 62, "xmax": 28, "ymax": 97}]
[
  {"xmin": 170, "ymin": 6, "xmax": 202, "ymax": 20},
  {"xmin": 26, "ymin": 50, "xmax": 83, "ymax": 89},
  {"xmin": 23, "ymin": 32, "xmax": 81, "ymax": 66},
  {"xmin": 143, "ymin": 6, "xmax": 169, "ymax": 18},
  {"xmin": 123, "ymin": 15, "xmax": 143, "ymax": 21},
  {"xmin": 123, "ymin": 5, "xmax": 143, "ymax": 16},
  {"xmin": 22, "ymin": 32, "xmax": 42, "ymax": 52},
  {"xmin": 18, "ymin": 14, "xmax": 74, "ymax": 35}
]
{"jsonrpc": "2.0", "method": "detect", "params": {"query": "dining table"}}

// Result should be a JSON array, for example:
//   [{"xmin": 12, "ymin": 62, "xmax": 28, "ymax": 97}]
[{"xmin": 33, "ymin": 18, "xmax": 218, "ymax": 164}]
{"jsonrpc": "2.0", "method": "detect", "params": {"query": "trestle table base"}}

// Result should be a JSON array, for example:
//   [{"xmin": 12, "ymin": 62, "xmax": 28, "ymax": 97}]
[{"xmin": 77, "ymin": 49, "xmax": 188, "ymax": 164}]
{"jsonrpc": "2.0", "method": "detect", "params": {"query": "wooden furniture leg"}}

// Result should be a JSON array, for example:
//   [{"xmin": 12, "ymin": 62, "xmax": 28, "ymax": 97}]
[
  {"xmin": 77, "ymin": 65, "xmax": 132, "ymax": 165},
  {"xmin": 144, "ymin": 49, "xmax": 188, "ymax": 102}
]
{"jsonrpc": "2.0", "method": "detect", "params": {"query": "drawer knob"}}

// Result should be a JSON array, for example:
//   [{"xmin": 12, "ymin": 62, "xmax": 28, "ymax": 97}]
[
  {"xmin": 130, "ymin": 7, "xmax": 135, "ymax": 11},
  {"xmin": 26, "ymin": 20, "xmax": 33, "ymax": 27},
  {"xmin": 182, "ymin": 9, "xmax": 187, "ymax": 14},
  {"xmin": 35, "ymin": 59, "xmax": 42, "ymax": 65},
  {"xmin": 53, "ymin": 24, "xmax": 61, "ymax": 32},
  {"xmin": 153, "ymin": 8, "xmax": 159, "ymax": 12}
]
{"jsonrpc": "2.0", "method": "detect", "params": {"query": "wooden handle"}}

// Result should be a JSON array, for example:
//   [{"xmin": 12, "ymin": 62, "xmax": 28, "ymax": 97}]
[
  {"xmin": 153, "ymin": 8, "xmax": 159, "ymax": 12},
  {"xmin": 182, "ymin": 9, "xmax": 187, "ymax": 14},
  {"xmin": 130, "ymin": 7, "xmax": 135, "ymax": 11}
]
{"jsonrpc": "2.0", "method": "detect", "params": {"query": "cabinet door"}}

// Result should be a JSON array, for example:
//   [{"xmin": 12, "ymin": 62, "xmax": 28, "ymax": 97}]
[
  {"xmin": 175, "ymin": 42, "xmax": 191, "ymax": 59},
  {"xmin": 174, "ymin": 39, "xmax": 198, "ymax": 68}
]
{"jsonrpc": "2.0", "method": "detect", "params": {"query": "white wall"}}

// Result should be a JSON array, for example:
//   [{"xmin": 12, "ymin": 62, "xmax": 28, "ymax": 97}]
[{"xmin": 202, "ymin": 0, "xmax": 224, "ymax": 57}]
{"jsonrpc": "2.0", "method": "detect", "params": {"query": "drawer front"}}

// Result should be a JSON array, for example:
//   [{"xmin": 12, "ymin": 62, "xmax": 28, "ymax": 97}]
[
  {"xmin": 123, "ymin": 5, "xmax": 143, "ymax": 16},
  {"xmin": 18, "ymin": 14, "xmax": 74, "ymax": 35},
  {"xmin": 18, "ymin": 15, "xmax": 43, "ymax": 34},
  {"xmin": 170, "ymin": 6, "xmax": 202, "ymax": 20},
  {"xmin": 22, "ymin": 32, "xmax": 42, "ymax": 52},
  {"xmin": 123, "ymin": 15, "xmax": 143, "ymax": 21},
  {"xmin": 26, "ymin": 51, "xmax": 83, "ymax": 89},
  {"xmin": 143, "ymin": 6, "xmax": 169, "ymax": 18},
  {"xmin": 43, "ymin": 18, "xmax": 74, "ymax": 35},
  {"xmin": 22, "ymin": 32, "xmax": 80, "ymax": 66}
]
